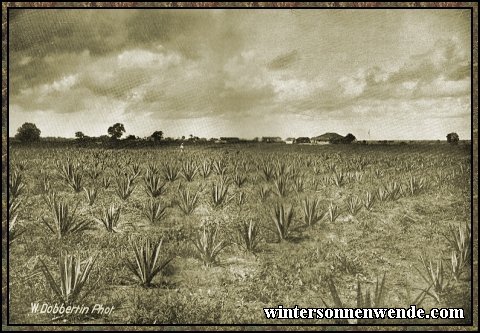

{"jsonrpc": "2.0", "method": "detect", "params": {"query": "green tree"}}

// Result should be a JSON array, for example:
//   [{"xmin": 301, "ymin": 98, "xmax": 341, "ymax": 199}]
[
  {"xmin": 75, "ymin": 131, "xmax": 85, "ymax": 139},
  {"xmin": 150, "ymin": 131, "xmax": 164, "ymax": 142},
  {"xmin": 446, "ymin": 132, "xmax": 459, "ymax": 145},
  {"xmin": 343, "ymin": 133, "xmax": 356, "ymax": 144},
  {"xmin": 107, "ymin": 123, "xmax": 125, "ymax": 140},
  {"xmin": 15, "ymin": 123, "xmax": 41, "ymax": 142}
]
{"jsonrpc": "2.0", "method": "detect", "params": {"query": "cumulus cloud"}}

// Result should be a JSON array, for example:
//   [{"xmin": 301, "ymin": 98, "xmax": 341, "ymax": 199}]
[{"xmin": 267, "ymin": 50, "xmax": 299, "ymax": 70}]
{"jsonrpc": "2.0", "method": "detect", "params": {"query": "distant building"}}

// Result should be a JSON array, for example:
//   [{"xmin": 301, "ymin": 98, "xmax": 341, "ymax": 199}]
[
  {"xmin": 219, "ymin": 137, "xmax": 240, "ymax": 144},
  {"xmin": 311, "ymin": 132, "xmax": 344, "ymax": 144},
  {"xmin": 295, "ymin": 137, "xmax": 311, "ymax": 144},
  {"xmin": 285, "ymin": 137, "xmax": 295, "ymax": 144},
  {"xmin": 262, "ymin": 137, "xmax": 283, "ymax": 143}
]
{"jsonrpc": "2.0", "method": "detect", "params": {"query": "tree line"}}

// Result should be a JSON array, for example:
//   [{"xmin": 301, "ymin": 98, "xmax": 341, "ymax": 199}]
[{"xmin": 13, "ymin": 122, "xmax": 462, "ymax": 145}]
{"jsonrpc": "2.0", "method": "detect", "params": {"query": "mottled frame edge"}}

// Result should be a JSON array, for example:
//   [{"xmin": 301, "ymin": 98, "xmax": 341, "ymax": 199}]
[{"xmin": 1, "ymin": 2, "xmax": 477, "ymax": 331}]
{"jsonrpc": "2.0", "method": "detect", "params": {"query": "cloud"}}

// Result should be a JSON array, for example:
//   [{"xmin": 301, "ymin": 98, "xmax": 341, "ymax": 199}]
[
  {"xmin": 388, "ymin": 38, "xmax": 468, "ymax": 84},
  {"xmin": 8, "ymin": 10, "xmax": 471, "ymax": 139},
  {"xmin": 9, "ymin": 9, "xmax": 249, "ymax": 99},
  {"xmin": 267, "ymin": 50, "xmax": 299, "ymax": 70},
  {"xmin": 332, "ymin": 38, "xmax": 470, "ymax": 105}
]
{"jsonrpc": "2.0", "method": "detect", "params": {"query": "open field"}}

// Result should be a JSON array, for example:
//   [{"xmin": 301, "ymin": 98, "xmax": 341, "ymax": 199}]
[{"xmin": 6, "ymin": 143, "xmax": 472, "ymax": 325}]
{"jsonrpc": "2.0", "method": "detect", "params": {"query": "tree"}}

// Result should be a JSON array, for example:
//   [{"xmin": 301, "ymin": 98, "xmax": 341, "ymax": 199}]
[
  {"xmin": 125, "ymin": 134, "xmax": 137, "ymax": 141},
  {"xmin": 15, "ymin": 122, "xmax": 41, "ymax": 142},
  {"xmin": 150, "ymin": 131, "xmax": 164, "ymax": 142},
  {"xmin": 107, "ymin": 123, "xmax": 125, "ymax": 140},
  {"xmin": 343, "ymin": 133, "xmax": 356, "ymax": 144},
  {"xmin": 75, "ymin": 131, "xmax": 85, "ymax": 140},
  {"xmin": 447, "ymin": 132, "xmax": 459, "ymax": 145}
]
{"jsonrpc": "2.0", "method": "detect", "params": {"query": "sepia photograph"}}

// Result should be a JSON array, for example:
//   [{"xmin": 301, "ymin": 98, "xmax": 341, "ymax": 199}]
[{"xmin": 2, "ymin": 2, "xmax": 477, "ymax": 329}]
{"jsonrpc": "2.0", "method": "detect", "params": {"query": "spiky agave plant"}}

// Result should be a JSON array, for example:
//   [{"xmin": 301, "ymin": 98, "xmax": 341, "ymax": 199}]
[
  {"xmin": 129, "ymin": 162, "xmax": 141, "ymax": 181},
  {"xmin": 273, "ymin": 175, "xmax": 289, "ymax": 197},
  {"xmin": 14, "ymin": 160, "xmax": 29, "ymax": 171},
  {"xmin": 143, "ymin": 171, "xmax": 167, "ymax": 198},
  {"xmin": 326, "ymin": 161, "xmax": 337, "ymax": 173},
  {"xmin": 331, "ymin": 170, "xmax": 346, "ymax": 187},
  {"xmin": 312, "ymin": 164, "xmax": 322, "ymax": 176},
  {"xmin": 386, "ymin": 181, "xmax": 402, "ymax": 201},
  {"xmin": 407, "ymin": 176, "xmax": 426, "ymax": 195},
  {"xmin": 346, "ymin": 196, "xmax": 362, "ymax": 216},
  {"xmin": 146, "ymin": 162, "xmax": 160, "ymax": 175},
  {"xmin": 164, "ymin": 163, "xmax": 179, "ymax": 182},
  {"xmin": 86, "ymin": 165, "xmax": 102, "ymax": 182},
  {"xmin": 42, "ymin": 191, "xmax": 57, "ymax": 210},
  {"xmin": 433, "ymin": 169, "xmax": 449, "ymax": 187},
  {"xmin": 374, "ymin": 169, "xmax": 384, "ymax": 178},
  {"xmin": 125, "ymin": 237, "xmax": 173, "ymax": 287},
  {"xmin": 102, "ymin": 176, "xmax": 111, "ymax": 189},
  {"xmin": 320, "ymin": 175, "xmax": 330, "ymax": 186},
  {"xmin": 450, "ymin": 250, "xmax": 467, "ymax": 282},
  {"xmin": 292, "ymin": 176, "xmax": 305, "ymax": 193},
  {"xmin": 355, "ymin": 273, "xmax": 388, "ymax": 324},
  {"xmin": 211, "ymin": 178, "xmax": 231, "ymax": 208},
  {"xmin": 181, "ymin": 160, "xmax": 198, "ymax": 182},
  {"xmin": 9, "ymin": 170, "xmax": 26, "ymax": 200},
  {"xmin": 141, "ymin": 199, "xmax": 167, "ymax": 224},
  {"xmin": 8, "ymin": 195, "xmax": 21, "ymax": 220},
  {"xmin": 287, "ymin": 163, "xmax": 298, "ymax": 179},
  {"xmin": 9, "ymin": 213, "xmax": 24, "ymax": 244},
  {"xmin": 258, "ymin": 186, "xmax": 270, "ymax": 202},
  {"xmin": 83, "ymin": 187, "xmax": 98, "ymax": 206},
  {"xmin": 319, "ymin": 277, "xmax": 349, "ymax": 324},
  {"xmin": 363, "ymin": 191, "xmax": 376, "ymax": 211},
  {"xmin": 377, "ymin": 186, "xmax": 390, "ymax": 202},
  {"xmin": 273, "ymin": 161, "xmax": 290, "ymax": 179},
  {"xmin": 115, "ymin": 176, "xmax": 135, "ymax": 200},
  {"xmin": 59, "ymin": 162, "xmax": 83, "ymax": 192},
  {"xmin": 271, "ymin": 202, "xmax": 294, "ymax": 241},
  {"xmin": 69, "ymin": 170, "xmax": 83, "ymax": 193},
  {"xmin": 41, "ymin": 198, "xmax": 93, "ymax": 239},
  {"xmin": 95, "ymin": 204, "xmax": 121, "ymax": 232},
  {"xmin": 200, "ymin": 159, "xmax": 212, "ymax": 178},
  {"xmin": 232, "ymin": 172, "xmax": 247, "ymax": 188},
  {"xmin": 212, "ymin": 159, "xmax": 228, "ymax": 177},
  {"xmin": 39, "ymin": 253, "xmax": 97, "ymax": 306},
  {"xmin": 352, "ymin": 171, "xmax": 363, "ymax": 182},
  {"xmin": 327, "ymin": 203, "xmax": 341, "ymax": 223},
  {"xmin": 261, "ymin": 162, "xmax": 274, "ymax": 181},
  {"xmin": 302, "ymin": 198, "xmax": 324, "ymax": 227},
  {"xmin": 193, "ymin": 226, "xmax": 228, "ymax": 267},
  {"xmin": 236, "ymin": 192, "xmax": 247, "ymax": 208},
  {"xmin": 236, "ymin": 219, "xmax": 261, "ymax": 253},
  {"xmin": 444, "ymin": 221, "xmax": 471, "ymax": 266},
  {"xmin": 444, "ymin": 221, "xmax": 471, "ymax": 281},
  {"xmin": 414, "ymin": 255, "xmax": 449, "ymax": 302},
  {"xmin": 176, "ymin": 186, "xmax": 199, "ymax": 215},
  {"xmin": 356, "ymin": 273, "xmax": 387, "ymax": 308},
  {"xmin": 40, "ymin": 173, "xmax": 51, "ymax": 194},
  {"xmin": 320, "ymin": 274, "xmax": 389, "ymax": 325}
]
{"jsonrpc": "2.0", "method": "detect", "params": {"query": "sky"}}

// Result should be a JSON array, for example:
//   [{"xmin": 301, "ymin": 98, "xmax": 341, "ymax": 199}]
[{"xmin": 9, "ymin": 9, "xmax": 471, "ymax": 140}]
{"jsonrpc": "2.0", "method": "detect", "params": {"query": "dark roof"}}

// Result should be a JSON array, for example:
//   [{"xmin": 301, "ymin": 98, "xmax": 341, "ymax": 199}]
[{"xmin": 312, "ymin": 132, "xmax": 344, "ymax": 141}]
